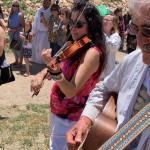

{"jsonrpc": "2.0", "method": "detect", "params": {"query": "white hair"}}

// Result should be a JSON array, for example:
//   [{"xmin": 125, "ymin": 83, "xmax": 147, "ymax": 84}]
[{"xmin": 128, "ymin": 0, "xmax": 150, "ymax": 21}]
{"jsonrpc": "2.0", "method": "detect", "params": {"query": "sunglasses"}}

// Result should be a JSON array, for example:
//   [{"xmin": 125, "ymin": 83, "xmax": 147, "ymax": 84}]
[
  {"xmin": 12, "ymin": 5, "xmax": 19, "ymax": 7},
  {"xmin": 69, "ymin": 20, "xmax": 87, "ymax": 29},
  {"xmin": 129, "ymin": 22, "xmax": 150, "ymax": 38}
]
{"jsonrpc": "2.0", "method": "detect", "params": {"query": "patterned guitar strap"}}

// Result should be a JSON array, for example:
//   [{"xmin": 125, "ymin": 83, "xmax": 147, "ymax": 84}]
[{"xmin": 99, "ymin": 102, "xmax": 150, "ymax": 150}]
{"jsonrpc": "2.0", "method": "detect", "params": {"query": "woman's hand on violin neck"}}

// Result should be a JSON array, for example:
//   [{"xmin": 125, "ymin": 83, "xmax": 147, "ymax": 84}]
[
  {"xmin": 41, "ymin": 48, "xmax": 61, "ymax": 73},
  {"xmin": 41, "ymin": 48, "xmax": 52, "ymax": 66}
]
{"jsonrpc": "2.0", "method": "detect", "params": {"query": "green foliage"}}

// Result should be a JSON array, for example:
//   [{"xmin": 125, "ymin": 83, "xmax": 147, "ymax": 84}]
[
  {"xmin": 2, "ymin": 0, "xmax": 10, "ymax": 5},
  {"xmin": 13, "ymin": 113, "xmax": 29, "ymax": 122},
  {"xmin": 26, "ymin": 103, "xmax": 49, "ymax": 113},
  {"xmin": 5, "ymin": 42, "xmax": 11, "ymax": 53},
  {"xmin": 35, "ymin": 0, "xmax": 42, "ymax": 2},
  {"xmin": 20, "ymin": 1, "xmax": 27, "ymax": 11},
  {"xmin": 20, "ymin": 139, "xmax": 33, "ymax": 148}
]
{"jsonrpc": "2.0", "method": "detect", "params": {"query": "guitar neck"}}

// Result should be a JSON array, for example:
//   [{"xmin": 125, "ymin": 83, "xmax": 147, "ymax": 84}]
[{"xmin": 99, "ymin": 102, "xmax": 150, "ymax": 150}]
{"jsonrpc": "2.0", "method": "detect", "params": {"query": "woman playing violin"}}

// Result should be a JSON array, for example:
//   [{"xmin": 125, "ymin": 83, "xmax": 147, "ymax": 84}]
[{"xmin": 31, "ymin": 1, "xmax": 106, "ymax": 149}]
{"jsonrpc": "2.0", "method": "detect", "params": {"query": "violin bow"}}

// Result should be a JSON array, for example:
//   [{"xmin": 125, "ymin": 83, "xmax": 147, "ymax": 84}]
[
  {"xmin": 32, "ymin": 2, "xmax": 88, "ymax": 97},
  {"xmin": 51, "ymin": 2, "xmax": 88, "ymax": 59}
]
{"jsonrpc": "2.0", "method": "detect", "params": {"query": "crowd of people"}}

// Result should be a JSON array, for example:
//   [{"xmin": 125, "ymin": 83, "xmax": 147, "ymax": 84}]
[
  {"xmin": 0, "ymin": 0, "xmax": 71, "ymax": 76},
  {"xmin": 0, "ymin": 0, "xmax": 136, "ymax": 77},
  {"xmin": 0, "ymin": 0, "xmax": 149, "ymax": 150}
]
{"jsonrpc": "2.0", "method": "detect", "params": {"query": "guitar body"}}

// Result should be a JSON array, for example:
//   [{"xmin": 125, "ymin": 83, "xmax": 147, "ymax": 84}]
[{"xmin": 82, "ymin": 94, "xmax": 117, "ymax": 150}]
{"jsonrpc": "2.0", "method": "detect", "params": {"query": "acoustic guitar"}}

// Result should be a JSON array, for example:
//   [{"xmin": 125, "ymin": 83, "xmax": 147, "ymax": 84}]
[
  {"xmin": 82, "ymin": 93, "xmax": 118, "ymax": 150},
  {"xmin": 80, "ymin": 95, "xmax": 150, "ymax": 150},
  {"xmin": 99, "ymin": 102, "xmax": 150, "ymax": 150}
]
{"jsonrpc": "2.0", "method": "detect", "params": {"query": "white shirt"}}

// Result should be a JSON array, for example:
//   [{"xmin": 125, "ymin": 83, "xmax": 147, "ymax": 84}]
[
  {"xmin": 101, "ymin": 32, "xmax": 121, "ymax": 79},
  {"xmin": 32, "ymin": 6, "xmax": 51, "ymax": 35},
  {"xmin": 82, "ymin": 49, "xmax": 150, "ymax": 149}
]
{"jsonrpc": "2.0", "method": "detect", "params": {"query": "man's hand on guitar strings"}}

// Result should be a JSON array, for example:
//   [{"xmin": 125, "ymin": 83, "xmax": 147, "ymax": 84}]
[{"xmin": 66, "ymin": 116, "xmax": 92, "ymax": 150}]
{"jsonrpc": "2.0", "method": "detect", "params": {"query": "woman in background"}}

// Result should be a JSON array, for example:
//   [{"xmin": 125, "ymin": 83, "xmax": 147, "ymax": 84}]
[
  {"xmin": 47, "ymin": 3, "xmax": 62, "ymax": 56},
  {"xmin": 114, "ymin": 7, "xmax": 125, "ymax": 51},
  {"xmin": 8, "ymin": 0, "xmax": 25, "ymax": 68},
  {"xmin": 126, "ymin": 20, "xmax": 137, "ymax": 54},
  {"xmin": 60, "ymin": 7, "xmax": 70, "ymax": 29},
  {"xmin": 101, "ymin": 14, "xmax": 121, "ymax": 79}
]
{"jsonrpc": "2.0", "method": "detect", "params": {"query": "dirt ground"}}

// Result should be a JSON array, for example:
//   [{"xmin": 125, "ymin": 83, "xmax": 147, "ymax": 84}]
[
  {"xmin": 1, "ymin": 51, "xmax": 127, "ymax": 108},
  {"xmin": 1, "ymin": 52, "xmax": 54, "ymax": 108}
]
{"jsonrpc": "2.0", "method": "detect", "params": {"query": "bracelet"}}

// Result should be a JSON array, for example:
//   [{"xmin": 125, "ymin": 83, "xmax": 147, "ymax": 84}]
[
  {"xmin": 51, "ymin": 74, "xmax": 65, "ymax": 82},
  {"xmin": 47, "ymin": 68, "xmax": 62, "ymax": 76}
]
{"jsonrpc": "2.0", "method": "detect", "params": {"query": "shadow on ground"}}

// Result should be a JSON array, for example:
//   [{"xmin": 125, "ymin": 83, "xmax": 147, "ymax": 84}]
[
  {"xmin": 11, "ymin": 62, "xmax": 47, "ymax": 76},
  {"xmin": 29, "ymin": 62, "xmax": 46, "ymax": 75},
  {"xmin": 0, "ymin": 116, "xmax": 9, "ymax": 120}
]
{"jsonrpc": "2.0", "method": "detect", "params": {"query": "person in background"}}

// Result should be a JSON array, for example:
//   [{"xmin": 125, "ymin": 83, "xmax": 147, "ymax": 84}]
[
  {"xmin": 66, "ymin": 0, "xmax": 150, "ymax": 150},
  {"xmin": 0, "ymin": 27, "xmax": 6, "ymax": 63},
  {"xmin": 31, "ymin": 0, "xmax": 51, "ymax": 64},
  {"xmin": 114, "ymin": 7, "xmax": 125, "ymax": 51},
  {"xmin": 123, "ymin": 10, "xmax": 131, "ymax": 31},
  {"xmin": 20, "ymin": 20, "xmax": 32, "ymax": 77},
  {"xmin": 31, "ymin": 1, "xmax": 107, "ymax": 149},
  {"xmin": 126, "ymin": 20, "xmax": 137, "ymax": 54},
  {"xmin": 47, "ymin": 3, "xmax": 62, "ymax": 57},
  {"xmin": 101, "ymin": 14, "xmax": 121, "ymax": 79},
  {"xmin": 58, "ymin": 7, "xmax": 71, "ymax": 47},
  {"xmin": 8, "ymin": 0, "xmax": 25, "ymax": 68},
  {"xmin": 0, "ymin": 5, "xmax": 7, "ymax": 30},
  {"xmin": 56, "ymin": 0, "xmax": 59, "ymax": 5},
  {"xmin": 60, "ymin": 8, "xmax": 70, "ymax": 33}
]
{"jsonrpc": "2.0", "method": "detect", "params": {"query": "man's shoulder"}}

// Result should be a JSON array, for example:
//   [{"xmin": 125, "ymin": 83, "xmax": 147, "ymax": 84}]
[
  {"xmin": 122, "ymin": 48, "xmax": 142, "ymax": 65},
  {"xmin": 36, "ymin": 7, "xmax": 43, "ymax": 13},
  {"xmin": 127, "ymin": 48, "xmax": 141, "ymax": 58}
]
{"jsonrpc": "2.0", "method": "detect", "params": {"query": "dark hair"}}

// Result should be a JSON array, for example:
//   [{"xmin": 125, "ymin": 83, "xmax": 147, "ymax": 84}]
[
  {"xmin": 56, "ymin": 0, "xmax": 59, "ymax": 5},
  {"xmin": 70, "ymin": 0, "xmax": 107, "ymax": 71},
  {"xmin": 114, "ymin": 7, "xmax": 122, "ymax": 15},
  {"xmin": 51, "ymin": 3, "xmax": 59, "ymax": 12},
  {"xmin": 0, "ymin": 6, "xmax": 4, "ymax": 19}
]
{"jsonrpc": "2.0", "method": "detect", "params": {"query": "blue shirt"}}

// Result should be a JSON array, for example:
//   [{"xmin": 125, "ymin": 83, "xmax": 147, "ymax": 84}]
[{"xmin": 8, "ymin": 11, "xmax": 22, "ymax": 41}]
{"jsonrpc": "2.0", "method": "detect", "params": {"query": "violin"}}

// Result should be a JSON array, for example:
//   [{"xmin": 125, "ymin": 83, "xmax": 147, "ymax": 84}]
[
  {"xmin": 49, "ymin": 36, "xmax": 93, "ymax": 71},
  {"xmin": 32, "ymin": 36, "xmax": 93, "ymax": 97}
]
